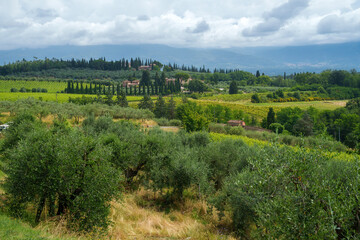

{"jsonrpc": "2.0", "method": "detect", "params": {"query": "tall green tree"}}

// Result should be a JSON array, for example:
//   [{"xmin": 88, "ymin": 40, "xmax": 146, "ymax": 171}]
[
  {"xmin": 116, "ymin": 91, "xmax": 128, "ymax": 107},
  {"xmin": 141, "ymin": 70, "xmax": 151, "ymax": 86},
  {"xmin": 176, "ymin": 102, "xmax": 210, "ymax": 132},
  {"xmin": 138, "ymin": 95, "xmax": 154, "ymax": 111},
  {"xmin": 154, "ymin": 95, "xmax": 166, "ymax": 118},
  {"xmin": 188, "ymin": 79, "xmax": 206, "ymax": 93},
  {"xmin": 167, "ymin": 96, "xmax": 176, "ymax": 119},
  {"xmin": 229, "ymin": 81, "xmax": 238, "ymax": 94},
  {"xmin": 266, "ymin": 107, "xmax": 276, "ymax": 129}
]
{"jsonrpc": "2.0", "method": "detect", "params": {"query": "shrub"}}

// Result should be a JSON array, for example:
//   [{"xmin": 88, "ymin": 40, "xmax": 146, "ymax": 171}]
[
  {"xmin": 208, "ymin": 123, "xmax": 227, "ymax": 134},
  {"xmin": 155, "ymin": 118, "xmax": 170, "ymax": 126},
  {"xmin": 169, "ymin": 119, "xmax": 182, "ymax": 126},
  {"xmin": 228, "ymin": 126, "xmax": 244, "ymax": 135}
]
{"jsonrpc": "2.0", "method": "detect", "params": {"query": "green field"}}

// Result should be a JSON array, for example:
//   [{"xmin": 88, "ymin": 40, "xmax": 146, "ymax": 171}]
[
  {"xmin": 0, "ymin": 85, "xmax": 348, "ymax": 119},
  {"xmin": 200, "ymin": 93, "xmax": 253, "ymax": 101},
  {"xmin": 0, "ymin": 80, "xmax": 67, "ymax": 93},
  {"xmin": 0, "ymin": 92, "xmax": 158, "ymax": 103},
  {"xmin": 195, "ymin": 99, "xmax": 347, "ymax": 118}
]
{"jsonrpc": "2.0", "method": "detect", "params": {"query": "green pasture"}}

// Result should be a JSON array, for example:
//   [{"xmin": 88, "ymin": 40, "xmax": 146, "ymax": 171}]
[
  {"xmin": 0, "ymin": 92, "xmax": 157, "ymax": 103},
  {"xmin": 0, "ymin": 80, "xmax": 67, "ymax": 93},
  {"xmin": 200, "ymin": 93, "xmax": 253, "ymax": 101}
]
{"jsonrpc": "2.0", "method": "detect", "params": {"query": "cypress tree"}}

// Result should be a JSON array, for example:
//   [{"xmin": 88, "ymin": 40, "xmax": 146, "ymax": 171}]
[
  {"xmin": 76, "ymin": 82, "xmax": 79, "ymax": 94},
  {"xmin": 175, "ymin": 79, "xmax": 181, "ymax": 93},
  {"xmin": 266, "ymin": 107, "xmax": 276, "ymax": 129},
  {"xmin": 117, "ymin": 84, "xmax": 120, "ymax": 95},
  {"xmin": 116, "ymin": 90, "xmax": 128, "ymax": 107},
  {"xmin": 71, "ymin": 81, "xmax": 74, "ymax": 94},
  {"xmin": 167, "ymin": 96, "xmax": 176, "ymax": 119},
  {"xmin": 67, "ymin": 81, "xmax": 71, "ymax": 93},
  {"xmin": 90, "ymin": 83, "xmax": 93, "ymax": 94},
  {"xmin": 130, "ymin": 85, "xmax": 132, "ymax": 95},
  {"xmin": 155, "ymin": 72, "xmax": 160, "ymax": 86},
  {"xmin": 229, "ymin": 81, "xmax": 238, "ymax": 94},
  {"xmin": 160, "ymin": 72, "xmax": 166, "ymax": 86},
  {"xmin": 155, "ymin": 82, "xmax": 158, "ymax": 95},
  {"xmin": 80, "ymin": 82, "xmax": 84, "ymax": 94},
  {"xmin": 85, "ymin": 85, "xmax": 88, "ymax": 94},
  {"xmin": 154, "ymin": 95, "xmax": 166, "ymax": 118},
  {"xmin": 138, "ymin": 95, "xmax": 154, "ymax": 111}
]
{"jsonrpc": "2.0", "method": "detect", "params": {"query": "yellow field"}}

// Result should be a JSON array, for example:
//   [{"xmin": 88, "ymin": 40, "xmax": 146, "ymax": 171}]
[{"xmin": 195, "ymin": 99, "xmax": 347, "ymax": 118}]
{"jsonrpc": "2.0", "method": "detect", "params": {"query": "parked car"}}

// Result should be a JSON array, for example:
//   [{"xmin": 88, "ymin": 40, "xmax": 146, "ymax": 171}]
[{"xmin": 0, "ymin": 122, "xmax": 11, "ymax": 132}]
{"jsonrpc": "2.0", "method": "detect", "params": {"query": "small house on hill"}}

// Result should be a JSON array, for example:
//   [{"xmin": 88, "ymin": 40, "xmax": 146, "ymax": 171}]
[
  {"xmin": 138, "ymin": 65, "xmax": 152, "ymax": 71},
  {"xmin": 227, "ymin": 120, "xmax": 246, "ymax": 127},
  {"xmin": 122, "ymin": 80, "xmax": 140, "ymax": 87}
]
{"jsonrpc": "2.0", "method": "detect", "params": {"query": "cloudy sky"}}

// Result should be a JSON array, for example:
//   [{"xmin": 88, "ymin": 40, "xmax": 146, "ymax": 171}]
[{"xmin": 0, "ymin": 0, "xmax": 360, "ymax": 50}]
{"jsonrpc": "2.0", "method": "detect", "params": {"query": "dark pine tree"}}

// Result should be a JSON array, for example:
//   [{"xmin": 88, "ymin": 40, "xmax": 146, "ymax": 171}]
[
  {"xmin": 266, "ymin": 107, "xmax": 276, "ymax": 129},
  {"xmin": 229, "ymin": 81, "xmax": 238, "ymax": 94},
  {"xmin": 154, "ymin": 95, "xmax": 167, "ymax": 118}
]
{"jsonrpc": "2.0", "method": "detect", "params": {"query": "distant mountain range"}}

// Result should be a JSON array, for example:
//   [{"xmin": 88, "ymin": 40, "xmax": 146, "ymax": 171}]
[{"xmin": 0, "ymin": 42, "xmax": 359, "ymax": 75}]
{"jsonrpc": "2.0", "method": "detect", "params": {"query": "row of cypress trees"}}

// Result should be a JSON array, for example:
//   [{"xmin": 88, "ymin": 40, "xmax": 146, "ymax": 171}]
[{"xmin": 65, "ymin": 80, "xmax": 181, "ymax": 96}]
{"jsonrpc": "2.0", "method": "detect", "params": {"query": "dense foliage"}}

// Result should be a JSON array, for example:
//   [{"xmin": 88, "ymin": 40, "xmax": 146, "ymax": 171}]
[
  {"xmin": 1, "ymin": 108, "xmax": 359, "ymax": 239},
  {"xmin": 261, "ymin": 101, "xmax": 360, "ymax": 150}
]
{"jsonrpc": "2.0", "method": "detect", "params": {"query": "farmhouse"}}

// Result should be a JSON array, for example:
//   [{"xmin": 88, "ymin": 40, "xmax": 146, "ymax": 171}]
[
  {"xmin": 138, "ymin": 65, "xmax": 152, "ymax": 71},
  {"xmin": 122, "ymin": 80, "xmax": 140, "ymax": 87},
  {"xmin": 165, "ymin": 78, "xmax": 176, "ymax": 84},
  {"xmin": 227, "ymin": 120, "xmax": 246, "ymax": 127}
]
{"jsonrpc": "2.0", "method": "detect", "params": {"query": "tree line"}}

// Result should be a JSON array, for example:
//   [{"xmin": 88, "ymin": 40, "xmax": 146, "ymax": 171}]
[
  {"xmin": 261, "ymin": 98, "xmax": 360, "ymax": 151},
  {"xmin": 65, "ymin": 71, "xmax": 181, "ymax": 96}
]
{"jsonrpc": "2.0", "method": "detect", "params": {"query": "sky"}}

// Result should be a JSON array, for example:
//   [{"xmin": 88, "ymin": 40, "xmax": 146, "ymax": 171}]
[{"xmin": 0, "ymin": 0, "xmax": 360, "ymax": 50}]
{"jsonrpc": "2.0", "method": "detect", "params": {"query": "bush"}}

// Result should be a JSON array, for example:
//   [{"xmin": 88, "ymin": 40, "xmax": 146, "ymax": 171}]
[
  {"xmin": 228, "ymin": 126, "xmax": 244, "ymax": 135},
  {"xmin": 169, "ymin": 119, "xmax": 182, "ymax": 126},
  {"xmin": 208, "ymin": 123, "xmax": 227, "ymax": 134},
  {"xmin": 212, "ymin": 144, "xmax": 360, "ymax": 239},
  {"xmin": 155, "ymin": 118, "xmax": 170, "ymax": 126}
]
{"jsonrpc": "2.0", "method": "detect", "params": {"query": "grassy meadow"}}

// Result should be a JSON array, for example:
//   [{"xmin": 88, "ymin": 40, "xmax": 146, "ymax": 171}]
[
  {"xmin": 0, "ymin": 80, "xmax": 67, "ymax": 93},
  {"xmin": 195, "ymin": 98, "xmax": 346, "ymax": 118},
  {"xmin": 0, "ymin": 92, "xmax": 156, "ymax": 103}
]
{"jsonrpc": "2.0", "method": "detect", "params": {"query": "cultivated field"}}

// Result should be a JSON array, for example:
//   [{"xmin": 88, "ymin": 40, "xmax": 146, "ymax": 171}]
[{"xmin": 0, "ymin": 80, "xmax": 67, "ymax": 93}]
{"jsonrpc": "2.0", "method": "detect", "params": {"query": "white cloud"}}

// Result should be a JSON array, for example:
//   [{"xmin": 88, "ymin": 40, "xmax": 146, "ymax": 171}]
[{"xmin": 0, "ymin": 0, "xmax": 359, "ymax": 50}]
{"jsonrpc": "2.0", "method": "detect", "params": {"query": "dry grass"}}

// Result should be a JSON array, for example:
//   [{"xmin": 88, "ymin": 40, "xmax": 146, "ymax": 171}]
[
  {"xmin": 159, "ymin": 126, "xmax": 180, "ymax": 133},
  {"xmin": 107, "ymin": 189, "xmax": 236, "ymax": 240},
  {"xmin": 132, "ymin": 119, "xmax": 158, "ymax": 128}
]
